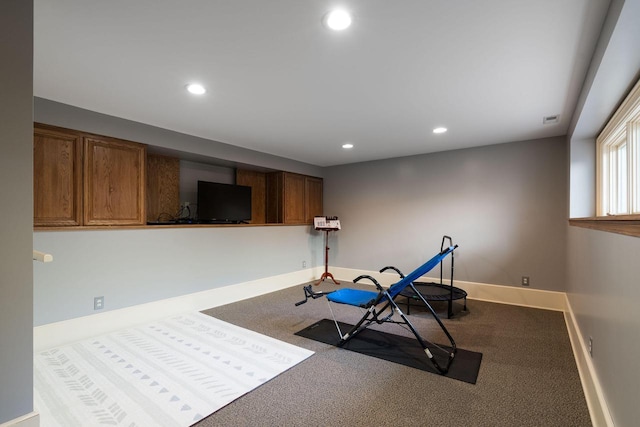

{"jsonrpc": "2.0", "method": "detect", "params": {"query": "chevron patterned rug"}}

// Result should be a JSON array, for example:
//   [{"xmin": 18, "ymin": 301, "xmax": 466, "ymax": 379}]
[{"xmin": 34, "ymin": 312, "xmax": 313, "ymax": 426}]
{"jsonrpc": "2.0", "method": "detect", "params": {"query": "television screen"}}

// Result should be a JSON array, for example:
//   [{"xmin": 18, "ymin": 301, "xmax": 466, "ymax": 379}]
[{"xmin": 197, "ymin": 181, "xmax": 252, "ymax": 224}]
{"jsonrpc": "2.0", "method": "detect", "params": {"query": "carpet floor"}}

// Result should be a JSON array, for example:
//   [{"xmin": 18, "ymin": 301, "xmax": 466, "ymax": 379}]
[{"xmin": 197, "ymin": 281, "xmax": 592, "ymax": 427}]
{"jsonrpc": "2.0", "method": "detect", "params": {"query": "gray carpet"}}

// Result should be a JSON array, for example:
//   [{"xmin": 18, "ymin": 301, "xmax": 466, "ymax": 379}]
[{"xmin": 197, "ymin": 281, "xmax": 591, "ymax": 427}]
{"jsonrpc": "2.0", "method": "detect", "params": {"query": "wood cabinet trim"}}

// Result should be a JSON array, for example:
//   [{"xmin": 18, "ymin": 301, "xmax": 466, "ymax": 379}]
[{"xmin": 568, "ymin": 217, "xmax": 640, "ymax": 238}]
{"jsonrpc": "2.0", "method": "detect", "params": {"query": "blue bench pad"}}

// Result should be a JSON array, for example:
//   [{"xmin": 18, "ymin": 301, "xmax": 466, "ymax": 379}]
[{"xmin": 326, "ymin": 288, "xmax": 379, "ymax": 308}]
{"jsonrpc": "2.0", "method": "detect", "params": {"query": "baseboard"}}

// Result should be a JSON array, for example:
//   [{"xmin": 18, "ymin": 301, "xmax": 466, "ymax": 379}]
[
  {"xmin": 35, "ymin": 266, "xmax": 564, "ymax": 351},
  {"xmin": 564, "ymin": 297, "xmax": 614, "ymax": 427},
  {"xmin": 0, "ymin": 412, "xmax": 39, "ymax": 427},
  {"xmin": 329, "ymin": 267, "xmax": 567, "ymax": 311},
  {"xmin": 34, "ymin": 267, "xmax": 321, "ymax": 351}
]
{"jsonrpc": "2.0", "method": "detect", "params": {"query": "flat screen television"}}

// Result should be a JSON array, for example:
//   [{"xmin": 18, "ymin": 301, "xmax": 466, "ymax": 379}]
[{"xmin": 197, "ymin": 181, "xmax": 252, "ymax": 224}]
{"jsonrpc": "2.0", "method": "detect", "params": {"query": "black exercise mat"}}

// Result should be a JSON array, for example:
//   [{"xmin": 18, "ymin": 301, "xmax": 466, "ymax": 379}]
[{"xmin": 295, "ymin": 319, "xmax": 482, "ymax": 384}]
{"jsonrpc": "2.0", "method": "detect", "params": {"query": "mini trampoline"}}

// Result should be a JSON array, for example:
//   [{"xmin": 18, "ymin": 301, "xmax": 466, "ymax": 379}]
[{"xmin": 398, "ymin": 236, "xmax": 467, "ymax": 318}]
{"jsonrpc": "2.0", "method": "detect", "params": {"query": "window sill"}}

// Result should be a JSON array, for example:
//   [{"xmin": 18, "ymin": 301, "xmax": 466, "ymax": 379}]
[{"xmin": 568, "ymin": 215, "xmax": 640, "ymax": 237}]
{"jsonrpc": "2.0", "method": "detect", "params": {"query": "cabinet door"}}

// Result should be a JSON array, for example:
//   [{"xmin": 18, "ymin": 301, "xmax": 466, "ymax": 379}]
[
  {"xmin": 236, "ymin": 169, "xmax": 266, "ymax": 224},
  {"xmin": 84, "ymin": 137, "xmax": 146, "ymax": 225},
  {"xmin": 146, "ymin": 154, "xmax": 180, "ymax": 222},
  {"xmin": 266, "ymin": 172, "xmax": 283, "ymax": 223},
  {"xmin": 283, "ymin": 172, "xmax": 306, "ymax": 224},
  {"xmin": 33, "ymin": 125, "xmax": 83, "ymax": 227},
  {"xmin": 305, "ymin": 176, "xmax": 323, "ymax": 223}
]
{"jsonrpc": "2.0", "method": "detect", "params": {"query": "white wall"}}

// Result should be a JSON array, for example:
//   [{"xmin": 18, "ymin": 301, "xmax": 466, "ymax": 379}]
[
  {"xmin": 0, "ymin": 0, "xmax": 34, "ymax": 423},
  {"xmin": 324, "ymin": 137, "xmax": 568, "ymax": 292}
]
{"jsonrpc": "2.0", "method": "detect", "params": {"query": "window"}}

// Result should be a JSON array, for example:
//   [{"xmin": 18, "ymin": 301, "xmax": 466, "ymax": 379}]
[{"xmin": 597, "ymin": 78, "xmax": 640, "ymax": 216}]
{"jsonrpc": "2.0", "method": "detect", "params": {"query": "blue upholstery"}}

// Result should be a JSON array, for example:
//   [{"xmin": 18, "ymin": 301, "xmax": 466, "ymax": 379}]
[{"xmin": 326, "ymin": 288, "xmax": 378, "ymax": 307}]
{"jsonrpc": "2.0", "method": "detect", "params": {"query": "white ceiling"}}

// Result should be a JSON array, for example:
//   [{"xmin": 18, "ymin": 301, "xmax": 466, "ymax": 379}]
[{"xmin": 34, "ymin": 0, "xmax": 611, "ymax": 167}]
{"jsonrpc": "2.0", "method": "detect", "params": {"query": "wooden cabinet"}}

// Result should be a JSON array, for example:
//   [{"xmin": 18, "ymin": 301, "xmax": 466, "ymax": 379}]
[
  {"xmin": 84, "ymin": 136, "xmax": 146, "ymax": 225},
  {"xmin": 266, "ymin": 171, "xmax": 323, "ymax": 224},
  {"xmin": 305, "ymin": 176, "xmax": 323, "ymax": 223},
  {"xmin": 34, "ymin": 124, "xmax": 323, "ymax": 229},
  {"xmin": 146, "ymin": 154, "xmax": 180, "ymax": 223},
  {"xmin": 236, "ymin": 169, "xmax": 266, "ymax": 224},
  {"xmin": 283, "ymin": 172, "xmax": 306, "ymax": 224},
  {"xmin": 33, "ymin": 125, "xmax": 83, "ymax": 227},
  {"xmin": 34, "ymin": 124, "xmax": 146, "ymax": 227}
]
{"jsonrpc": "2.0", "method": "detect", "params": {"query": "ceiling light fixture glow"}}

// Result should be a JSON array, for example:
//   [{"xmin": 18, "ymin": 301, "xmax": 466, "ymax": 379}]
[
  {"xmin": 342, "ymin": 143, "xmax": 354, "ymax": 149},
  {"xmin": 324, "ymin": 10, "xmax": 352, "ymax": 31},
  {"xmin": 433, "ymin": 127, "xmax": 448, "ymax": 134},
  {"xmin": 186, "ymin": 83, "xmax": 206, "ymax": 95}
]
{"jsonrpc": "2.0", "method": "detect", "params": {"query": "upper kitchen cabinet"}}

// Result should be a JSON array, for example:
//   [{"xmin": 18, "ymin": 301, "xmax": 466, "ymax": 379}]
[
  {"xmin": 266, "ymin": 171, "xmax": 323, "ymax": 224},
  {"xmin": 34, "ymin": 124, "xmax": 147, "ymax": 228},
  {"xmin": 33, "ymin": 124, "xmax": 83, "ymax": 227},
  {"xmin": 83, "ymin": 136, "xmax": 146, "ymax": 226}
]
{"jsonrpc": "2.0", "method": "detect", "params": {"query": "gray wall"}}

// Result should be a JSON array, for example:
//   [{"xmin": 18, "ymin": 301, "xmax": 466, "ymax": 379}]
[
  {"xmin": 569, "ymin": 136, "xmax": 597, "ymax": 217},
  {"xmin": 567, "ymin": 0, "xmax": 632, "ymax": 218},
  {"xmin": 324, "ymin": 137, "xmax": 568, "ymax": 291},
  {"xmin": 179, "ymin": 160, "xmax": 235, "ymax": 209},
  {"xmin": 566, "ymin": 1, "xmax": 640, "ymax": 426},
  {"xmin": 567, "ymin": 227, "xmax": 640, "ymax": 426},
  {"xmin": 0, "ymin": 0, "xmax": 34, "ymax": 423},
  {"xmin": 34, "ymin": 97, "xmax": 324, "ymax": 178},
  {"xmin": 33, "ymin": 226, "xmax": 322, "ymax": 326}
]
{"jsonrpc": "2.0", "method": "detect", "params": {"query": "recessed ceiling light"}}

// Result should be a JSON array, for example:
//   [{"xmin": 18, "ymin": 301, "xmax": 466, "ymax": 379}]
[
  {"xmin": 342, "ymin": 143, "xmax": 354, "ymax": 149},
  {"xmin": 324, "ymin": 10, "xmax": 352, "ymax": 31},
  {"xmin": 186, "ymin": 83, "xmax": 206, "ymax": 95},
  {"xmin": 433, "ymin": 127, "xmax": 447, "ymax": 134}
]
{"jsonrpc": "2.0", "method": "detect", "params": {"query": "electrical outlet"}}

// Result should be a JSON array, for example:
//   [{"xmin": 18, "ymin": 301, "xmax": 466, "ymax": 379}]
[
  {"xmin": 94, "ymin": 296, "xmax": 104, "ymax": 310},
  {"xmin": 302, "ymin": 260, "xmax": 307, "ymax": 268},
  {"xmin": 589, "ymin": 337, "xmax": 593, "ymax": 357},
  {"xmin": 522, "ymin": 276, "xmax": 530, "ymax": 286}
]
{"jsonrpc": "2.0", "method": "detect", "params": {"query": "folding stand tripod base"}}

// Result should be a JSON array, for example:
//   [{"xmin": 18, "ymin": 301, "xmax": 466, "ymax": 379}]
[{"xmin": 316, "ymin": 272, "xmax": 339, "ymax": 285}]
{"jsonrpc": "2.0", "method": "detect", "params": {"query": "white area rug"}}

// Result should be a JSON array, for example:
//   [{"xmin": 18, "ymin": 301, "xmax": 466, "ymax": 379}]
[{"xmin": 34, "ymin": 312, "xmax": 314, "ymax": 426}]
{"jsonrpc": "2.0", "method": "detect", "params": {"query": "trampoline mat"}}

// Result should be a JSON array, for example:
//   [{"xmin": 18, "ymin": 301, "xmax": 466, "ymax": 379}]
[{"xmin": 401, "ymin": 282, "xmax": 467, "ymax": 301}]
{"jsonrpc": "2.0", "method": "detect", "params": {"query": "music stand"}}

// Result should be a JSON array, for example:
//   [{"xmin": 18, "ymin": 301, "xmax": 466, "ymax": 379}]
[{"xmin": 314, "ymin": 216, "xmax": 340, "ymax": 285}]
